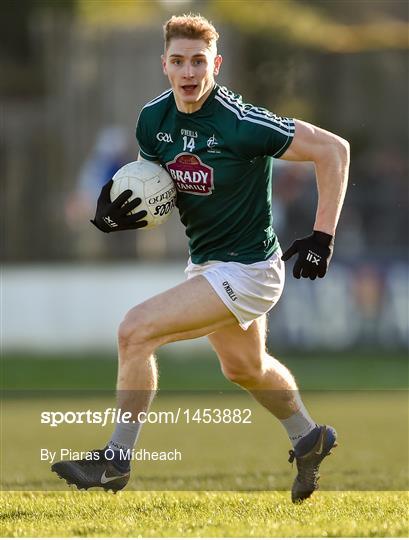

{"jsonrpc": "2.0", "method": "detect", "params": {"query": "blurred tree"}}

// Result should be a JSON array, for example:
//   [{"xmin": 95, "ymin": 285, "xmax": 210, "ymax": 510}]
[
  {"xmin": 210, "ymin": 0, "xmax": 408, "ymax": 52},
  {"xmin": 0, "ymin": 0, "xmax": 75, "ymax": 97},
  {"xmin": 2, "ymin": 0, "xmax": 408, "ymax": 262},
  {"xmin": 76, "ymin": 0, "xmax": 162, "ymax": 28}
]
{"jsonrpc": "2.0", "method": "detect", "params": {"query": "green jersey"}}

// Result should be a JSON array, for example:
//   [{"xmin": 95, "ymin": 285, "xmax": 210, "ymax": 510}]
[{"xmin": 136, "ymin": 84, "xmax": 294, "ymax": 264}]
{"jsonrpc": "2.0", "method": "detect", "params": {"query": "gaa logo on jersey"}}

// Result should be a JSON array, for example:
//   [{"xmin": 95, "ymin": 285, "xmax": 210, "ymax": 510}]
[{"xmin": 166, "ymin": 153, "xmax": 214, "ymax": 196}]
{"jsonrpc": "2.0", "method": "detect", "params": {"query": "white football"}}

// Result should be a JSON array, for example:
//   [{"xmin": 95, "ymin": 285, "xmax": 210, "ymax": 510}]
[{"xmin": 110, "ymin": 160, "xmax": 176, "ymax": 230}]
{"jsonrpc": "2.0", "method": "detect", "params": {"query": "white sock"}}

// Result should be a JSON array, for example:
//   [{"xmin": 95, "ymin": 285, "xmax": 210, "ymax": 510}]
[
  {"xmin": 108, "ymin": 421, "xmax": 142, "ymax": 452},
  {"xmin": 280, "ymin": 401, "xmax": 317, "ymax": 447}
]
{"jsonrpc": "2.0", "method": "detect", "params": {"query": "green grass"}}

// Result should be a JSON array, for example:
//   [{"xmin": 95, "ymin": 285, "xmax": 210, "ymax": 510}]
[
  {"xmin": 1, "ymin": 352, "xmax": 408, "ymax": 536},
  {"xmin": 1, "ymin": 491, "xmax": 408, "ymax": 537},
  {"xmin": 2, "ymin": 350, "xmax": 408, "ymax": 390}
]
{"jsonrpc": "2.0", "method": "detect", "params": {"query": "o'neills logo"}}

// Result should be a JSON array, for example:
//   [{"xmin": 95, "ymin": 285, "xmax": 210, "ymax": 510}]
[
  {"xmin": 222, "ymin": 281, "xmax": 237, "ymax": 301},
  {"xmin": 166, "ymin": 153, "xmax": 214, "ymax": 196}
]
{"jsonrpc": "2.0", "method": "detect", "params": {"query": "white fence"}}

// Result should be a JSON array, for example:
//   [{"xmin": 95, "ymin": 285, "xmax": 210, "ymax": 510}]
[{"xmin": 2, "ymin": 263, "xmax": 408, "ymax": 352}]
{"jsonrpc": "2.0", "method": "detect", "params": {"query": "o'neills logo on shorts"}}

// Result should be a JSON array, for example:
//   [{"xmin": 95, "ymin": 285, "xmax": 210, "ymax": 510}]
[
  {"xmin": 222, "ymin": 281, "xmax": 237, "ymax": 302},
  {"xmin": 166, "ymin": 153, "xmax": 214, "ymax": 196}
]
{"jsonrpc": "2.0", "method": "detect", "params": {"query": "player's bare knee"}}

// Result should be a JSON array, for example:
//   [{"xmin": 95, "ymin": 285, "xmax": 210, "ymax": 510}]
[
  {"xmin": 118, "ymin": 307, "xmax": 159, "ymax": 352},
  {"xmin": 220, "ymin": 356, "xmax": 264, "ymax": 386}
]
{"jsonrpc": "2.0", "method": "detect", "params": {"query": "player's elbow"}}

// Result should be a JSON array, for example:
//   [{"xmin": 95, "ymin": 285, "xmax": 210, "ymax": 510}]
[
  {"xmin": 337, "ymin": 137, "xmax": 350, "ymax": 164},
  {"xmin": 318, "ymin": 135, "xmax": 350, "ymax": 168}
]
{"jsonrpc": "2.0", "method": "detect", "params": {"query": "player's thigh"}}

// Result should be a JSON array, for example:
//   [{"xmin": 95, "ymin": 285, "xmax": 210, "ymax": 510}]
[
  {"xmin": 120, "ymin": 275, "xmax": 236, "ymax": 346},
  {"xmin": 208, "ymin": 316, "xmax": 267, "ymax": 374}
]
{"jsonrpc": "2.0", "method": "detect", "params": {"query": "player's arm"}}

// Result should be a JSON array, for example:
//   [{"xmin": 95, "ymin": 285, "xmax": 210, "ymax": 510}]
[
  {"xmin": 281, "ymin": 119, "xmax": 349, "ymax": 235},
  {"xmin": 280, "ymin": 119, "xmax": 350, "ymax": 279},
  {"xmin": 91, "ymin": 107, "xmax": 162, "ymax": 233}
]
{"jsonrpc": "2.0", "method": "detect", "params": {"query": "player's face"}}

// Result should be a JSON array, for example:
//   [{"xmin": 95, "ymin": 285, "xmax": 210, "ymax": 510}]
[{"xmin": 162, "ymin": 38, "xmax": 222, "ymax": 114}]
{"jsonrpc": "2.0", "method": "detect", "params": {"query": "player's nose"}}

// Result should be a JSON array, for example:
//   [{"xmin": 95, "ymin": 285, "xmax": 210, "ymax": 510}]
[{"xmin": 183, "ymin": 63, "xmax": 194, "ymax": 78}]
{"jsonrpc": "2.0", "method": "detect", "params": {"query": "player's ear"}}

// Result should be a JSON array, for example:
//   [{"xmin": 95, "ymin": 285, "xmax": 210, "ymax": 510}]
[
  {"xmin": 214, "ymin": 54, "xmax": 222, "ymax": 76},
  {"xmin": 161, "ymin": 54, "xmax": 167, "ymax": 75}
]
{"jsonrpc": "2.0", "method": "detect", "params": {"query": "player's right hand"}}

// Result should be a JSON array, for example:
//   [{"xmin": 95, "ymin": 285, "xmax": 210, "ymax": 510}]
[{"xmin": 90, "ymin": 179, "xmax": 148, "ymax": 233}]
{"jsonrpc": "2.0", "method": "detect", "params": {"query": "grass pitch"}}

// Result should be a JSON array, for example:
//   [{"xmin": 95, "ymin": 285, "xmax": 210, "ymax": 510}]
[
  {"xmin": 1, "ymin": 351, "xmax": 408, "ymax": 537},
  {"xmin": 1, "ymin": 491, "xmax": 408, "ymax": 537}
]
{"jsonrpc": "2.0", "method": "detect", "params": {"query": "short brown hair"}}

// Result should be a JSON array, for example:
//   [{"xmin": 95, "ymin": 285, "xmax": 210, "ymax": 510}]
[{"xmin": 163, "ymin": 13, "xmax": 219, "ymax": 51}]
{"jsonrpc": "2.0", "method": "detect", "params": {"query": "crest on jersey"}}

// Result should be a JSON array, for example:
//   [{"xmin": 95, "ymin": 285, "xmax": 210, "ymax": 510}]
[
  {"xmin": 207, "ymin": 134, "xmax": 221, "ymax": 153},
  {"xmin": 166, "ymin": 153, "xmax": 214, "ymax": 196}
]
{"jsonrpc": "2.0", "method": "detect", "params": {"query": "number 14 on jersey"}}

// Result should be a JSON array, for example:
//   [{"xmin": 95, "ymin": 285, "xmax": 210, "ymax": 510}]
[{"xmin": 182, "ymin": 136, "xmax": 195, "ymax": 152}]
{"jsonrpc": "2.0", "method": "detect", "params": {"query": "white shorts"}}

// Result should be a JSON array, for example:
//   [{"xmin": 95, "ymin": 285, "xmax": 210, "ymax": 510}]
[{"xmin": 184, "ymin": 250, "xmax": 285, "ymax": 330}]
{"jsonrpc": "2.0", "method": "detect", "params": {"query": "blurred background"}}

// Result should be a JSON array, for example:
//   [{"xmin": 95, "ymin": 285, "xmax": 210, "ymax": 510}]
[
  {"xmin": 2, "ymin": 2, "xmax": 408, "ymax": 504},
  {"xmin": 2, "ymin": 0, "xmax": 408, "ymax": 362}
]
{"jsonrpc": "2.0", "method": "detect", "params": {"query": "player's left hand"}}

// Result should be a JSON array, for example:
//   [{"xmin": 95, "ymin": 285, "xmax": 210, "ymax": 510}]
[{"xmin": 281, "ymin": 230, "xmax": 334, "ymax": 280}]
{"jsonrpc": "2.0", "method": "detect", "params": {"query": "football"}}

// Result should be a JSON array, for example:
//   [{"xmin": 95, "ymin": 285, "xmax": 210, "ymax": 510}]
[{"xmin": 110, "ymin": 160, "xmax": 176, "ymax": 230}]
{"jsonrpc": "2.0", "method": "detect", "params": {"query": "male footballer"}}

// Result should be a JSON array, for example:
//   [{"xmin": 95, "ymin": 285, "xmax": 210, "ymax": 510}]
[{"xmin": 52, "ymin": 14, "xmax": 349, "ymax": 503}]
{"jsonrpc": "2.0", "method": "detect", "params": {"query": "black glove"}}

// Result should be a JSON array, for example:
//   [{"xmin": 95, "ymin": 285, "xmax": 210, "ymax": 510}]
[
  {"xmin": 90, "ymin": 179, "xmax": 148, "ymax": 233},
  {"xmin": 281, "ymin": 230, "xmax": 334, "ymax": 280}
]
